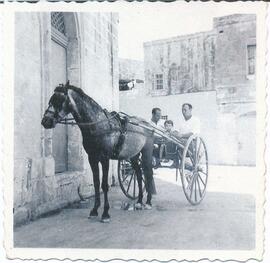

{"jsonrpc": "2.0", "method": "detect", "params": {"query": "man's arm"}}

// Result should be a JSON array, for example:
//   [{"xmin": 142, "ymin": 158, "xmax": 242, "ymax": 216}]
[
  {"xmin": 178, "ymin": 132, "xmax": 193, "ymax": 138},
  {"xmin": 170, "ymin": 130, "xmax": 192, "ymax": 139}
]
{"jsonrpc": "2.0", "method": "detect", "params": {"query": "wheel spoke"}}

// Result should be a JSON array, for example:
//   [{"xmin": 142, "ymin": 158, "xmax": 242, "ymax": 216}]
[
  {"xmin": 187, "ymin": 149, "xmax": 195, "ymax": 165},
  {"xmin": 195, "ymin": 138, "xmax": 199, "ymax": 163},
  {"xmin": 122, "ymin": 173, "xmax": 131, "ymax": 183},
  {"xmin": 199, "ymin": 170, "xmax": 208, "ymax": 177},
  {"xmin": 126, "ymin": 172, "xmax": 134, "ymax": 193},
  {"xmin": 189, "ymin": 175, "xmax": 196, "ymax": 199},
  {"xmin": 197, "ymin": 150, "xmax": 205, "ymax": 165},
  {"xmin": 196, "ymin": 139, "xmax": 202, "ymax": 162},
  {"xmin": 194, "ymin": 177, "xmax": 197, "ymax": 202},
  {"xmin": 133, "ymin": 171, "xmax": 136, "ymax": 197},
  {"xmin": 186, "ymin": 175, "xmax": 192, "ymax": 190},
  {"xmin": 198, "ymin": 173, "xmax": 206, "ymax": 187},
  {"xmin": 196, "ymin": 176, "xmax": 202, "ymax": 197}
]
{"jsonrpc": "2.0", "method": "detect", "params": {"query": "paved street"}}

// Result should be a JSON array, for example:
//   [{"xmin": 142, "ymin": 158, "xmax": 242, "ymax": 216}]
[{"xmin": 14, "ymin": 166, "xmax": 256, "ymax": 250}]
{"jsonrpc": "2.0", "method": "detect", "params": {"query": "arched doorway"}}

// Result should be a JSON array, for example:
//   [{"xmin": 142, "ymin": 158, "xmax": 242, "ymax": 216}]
[
  {"xmin": 50, "ymin": 12, "xmax": 82, "ymax": 173},
  {"xmin": 51, "ymin": 12, "xmax": 68, "ymax": 173}
]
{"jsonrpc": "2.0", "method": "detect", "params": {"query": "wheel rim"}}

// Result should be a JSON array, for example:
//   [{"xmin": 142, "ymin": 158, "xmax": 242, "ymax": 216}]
[
  {"xmin": 118, "ymin": 159, "xmax": 145, "ymax": 200},
  {"xmin": 180, "ymin": 135, "xmax": 208, "ymax": 205}
]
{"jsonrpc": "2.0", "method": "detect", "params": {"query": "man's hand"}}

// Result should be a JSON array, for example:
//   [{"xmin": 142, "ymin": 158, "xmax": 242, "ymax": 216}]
[{"xmin": 153, "ymin": 144, "xmax": 159, "ymax": 149}]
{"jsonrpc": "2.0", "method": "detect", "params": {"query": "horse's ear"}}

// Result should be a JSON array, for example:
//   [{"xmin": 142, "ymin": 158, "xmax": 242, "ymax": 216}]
[{"xmin": 66, "ymin": 80, "xmax": 70, "ymax": 87}]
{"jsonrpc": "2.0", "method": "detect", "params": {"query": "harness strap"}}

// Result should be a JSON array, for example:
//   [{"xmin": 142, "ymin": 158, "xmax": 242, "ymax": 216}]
[
  {"xmin": 111, "ymin": 114, "xmax": 129, "ymax": 159},
  {"xmin": 57, "ymin": 110, "xmax": 119, "ymax": 126}
]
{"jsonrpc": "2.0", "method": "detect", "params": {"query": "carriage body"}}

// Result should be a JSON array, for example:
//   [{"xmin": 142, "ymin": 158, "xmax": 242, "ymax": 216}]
[{"xmin": 118, "ymin": 122, "xmax": 209, "ymax": 206}]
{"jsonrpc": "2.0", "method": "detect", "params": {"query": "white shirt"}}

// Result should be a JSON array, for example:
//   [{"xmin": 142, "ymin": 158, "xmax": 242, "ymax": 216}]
[
  {"xmin": 180, "ymin": 116, "xmax": 201, "ymax": 135},
  {"xmin": 150, "ymin": 119, "xmax": 164, "ymax": 130},
  {"xmin": 150, "ymin": 119, "xmax": 165, "ymax": 137}
]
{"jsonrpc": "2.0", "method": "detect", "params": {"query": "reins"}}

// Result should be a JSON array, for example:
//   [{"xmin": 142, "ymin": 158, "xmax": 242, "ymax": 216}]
[{"xmin": 57, "ymin": 110, "xmax": 121, "ymax": 127}]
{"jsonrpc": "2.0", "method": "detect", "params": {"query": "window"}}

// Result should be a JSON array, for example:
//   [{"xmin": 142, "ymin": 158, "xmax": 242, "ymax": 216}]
[
  {"xmin": 51, "ymin": 12, "xmax": 66, "ymax": 36},
  {"xmin": 247, "ymin": 45, "xmax": 256, "ymax": 75},
  {"xmin": 51, "ymin": 12, "xmax": 68, "ymax": 48},
  {"xmin": 155, "ymin": 74, "xmax": 163, "ymax": 90}
]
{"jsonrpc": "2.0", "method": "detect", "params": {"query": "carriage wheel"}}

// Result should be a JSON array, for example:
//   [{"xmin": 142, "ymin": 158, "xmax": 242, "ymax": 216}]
[
  {"xmin": 180, "ymin": 135, "xmax": 208, "ymax": 205},
  {"xmin": 118, "ymin": 158, "xmax": 146, "ymax": 200}
]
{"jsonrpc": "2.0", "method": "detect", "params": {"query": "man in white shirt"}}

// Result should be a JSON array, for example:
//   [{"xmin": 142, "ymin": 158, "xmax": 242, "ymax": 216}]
[
  {"xmin": 150, "ymin": 107, "xmax": 164, "ymax": 130},
  {"xmin": 179, "ymin": 103, "xmax": 201, "ymax": 137},
  {"xmin": 150, "ymin": 108, "xmax": 165, "ymax": 169},
  {"xmin": 135, "ymin": 108, "xmax": 162, "ymax": 210}
]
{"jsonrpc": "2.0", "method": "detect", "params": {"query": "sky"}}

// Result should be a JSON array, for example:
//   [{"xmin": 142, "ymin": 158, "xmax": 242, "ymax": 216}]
[{"xmin": 117, "ymin": 2, "xmax": 262, "ymax": 61}]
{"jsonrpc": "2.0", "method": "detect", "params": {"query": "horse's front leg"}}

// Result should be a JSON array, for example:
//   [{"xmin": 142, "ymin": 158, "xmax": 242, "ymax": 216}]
[
  {"xmin": 101, "ymin": 158, "xmax": 110, "ymax": 223},
  {"xmin": 88, "ymin": 156, "xmax": 101, "ymax": 218}
]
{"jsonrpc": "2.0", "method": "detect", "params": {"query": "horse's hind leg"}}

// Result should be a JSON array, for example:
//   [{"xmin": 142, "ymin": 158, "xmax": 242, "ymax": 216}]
[
  {"xmin": 101, "ymin": 158, "xmax": 110, "ymax": 223},
  {"xmin": 130, "ymin": 154, "xmax": 143, "ymax": 207},
  {"xmin": 88, "ymin": 156, "xmax": 100, "ymax": 218}
]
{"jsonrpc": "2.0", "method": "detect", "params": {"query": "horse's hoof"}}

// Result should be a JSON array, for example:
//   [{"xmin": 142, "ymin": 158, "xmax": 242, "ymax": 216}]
[
  {"xmin": 88, "ymin": 210, "xmax": 98, "ymax": 219},
  {"xmin": 135, "ymin": 203, "xmax": 143, "ymax": 210},
  {"xmin": 88, "ymin": 215, "xmax": 98, "ymax": 219},
  {"xmin": 101, "ymin": 217, "xmax": 110, "ymax": 223}
]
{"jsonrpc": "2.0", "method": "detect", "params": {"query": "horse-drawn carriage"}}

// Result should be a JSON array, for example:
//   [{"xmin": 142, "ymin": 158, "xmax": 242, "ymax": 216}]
[
  {"xmin": 117, "ymin": 116, "xmax": 208, "ymax": 206},
  {"xmin": 42, "ymin": 82, "xmax": 209, "ymax": 222}
]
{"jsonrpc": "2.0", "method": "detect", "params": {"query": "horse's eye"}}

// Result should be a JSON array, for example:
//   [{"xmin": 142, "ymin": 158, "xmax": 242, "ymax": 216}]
[{"xmin": 49, "ymin": 94, "xmax": 64, "ymax": 110}]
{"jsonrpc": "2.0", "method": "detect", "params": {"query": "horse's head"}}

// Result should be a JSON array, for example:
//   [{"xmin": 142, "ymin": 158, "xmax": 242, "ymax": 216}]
[{"xmin": 41, "ymin": 82, "xmax": 71, "ymax": 129}]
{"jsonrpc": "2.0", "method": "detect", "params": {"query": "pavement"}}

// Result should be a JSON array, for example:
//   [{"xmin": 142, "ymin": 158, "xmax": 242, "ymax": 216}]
[{"xmin": 14, "ymin": 166, "xmax": 256, "ymax": 250}]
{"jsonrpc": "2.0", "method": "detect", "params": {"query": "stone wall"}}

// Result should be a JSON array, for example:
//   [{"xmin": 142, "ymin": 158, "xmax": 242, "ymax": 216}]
[
  {"xmin": 14, "ymin": 12, "xmax": 119, "ymax": 225},
  {"xmin": 214, "ymin": 14, "xmax": 256, "ymax": 113},
  {"xmin": 214, "ymin": 14, "xmax": 256, "ymax": 166}
]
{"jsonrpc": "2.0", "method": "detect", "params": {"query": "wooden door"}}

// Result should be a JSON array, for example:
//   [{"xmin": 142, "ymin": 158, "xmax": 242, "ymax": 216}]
[{"xmin": 51, "ymin": 40, "xmax": 68, "ymax": 173}]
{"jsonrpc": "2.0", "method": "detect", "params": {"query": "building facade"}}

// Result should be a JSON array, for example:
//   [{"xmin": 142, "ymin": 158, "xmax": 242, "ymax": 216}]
[
  {"xmin": 14, "ymin": 12, "xmax": 119, "ymax": 225},
  {"xmin": 144, "ymin": 31, "xmax": 216, "ymax": 96},
  {"xmin": 120, "ymin": 14, "xmax": 256, "ymax": 166}
]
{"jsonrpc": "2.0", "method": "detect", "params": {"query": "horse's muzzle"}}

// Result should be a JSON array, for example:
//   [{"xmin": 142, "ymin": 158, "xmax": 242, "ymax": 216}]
[{"xmin": 41, "ymin": 116, "xmax": 56, "ymax": 129}]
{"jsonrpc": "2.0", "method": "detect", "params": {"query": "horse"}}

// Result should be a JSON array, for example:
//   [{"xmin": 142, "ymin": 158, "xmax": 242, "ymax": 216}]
[{"xmin": 41, "ymin": 82, "xmax": 156, "ymax": 222}]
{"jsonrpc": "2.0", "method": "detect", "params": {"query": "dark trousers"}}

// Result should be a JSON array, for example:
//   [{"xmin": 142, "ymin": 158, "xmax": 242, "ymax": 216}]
[{"xmin": 141, "ymin": 137, "xmax": 157, "ymax": 195}]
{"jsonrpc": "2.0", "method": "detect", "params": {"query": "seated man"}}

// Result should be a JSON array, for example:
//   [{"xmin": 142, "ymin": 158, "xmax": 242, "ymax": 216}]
[
  {"xmin": 150, "ymin": 108, "xmax": 165, "ymax": 168},
  {"xmin": 174, "ymin": 103, "xmax": 201, "ymax": 168},
  {"xmin": 178, "ymin": 103, "xmax": 201, "ymax": 137}
]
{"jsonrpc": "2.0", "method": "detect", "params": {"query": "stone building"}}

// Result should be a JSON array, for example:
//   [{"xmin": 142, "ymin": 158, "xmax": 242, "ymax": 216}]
[
  {"xmin": 120, "ymin": 14, "xmax": 256, "ymax": 166},
  {"xmin": 144, "ymin": 31, "xmax": 216, "ymax": 96},
  {"xmin": 14, "ymin": 12, "xmax": 119, "ymax": 225},
  {"xmin": 213, "ymin": 14, "xmax": 256, "ymax": 166}
]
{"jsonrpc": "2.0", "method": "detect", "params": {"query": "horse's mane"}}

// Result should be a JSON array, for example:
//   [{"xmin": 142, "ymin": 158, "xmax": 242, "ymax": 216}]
[{"xmin": 54, "ymin": 84, "xmax": 103, "ymax": 111}]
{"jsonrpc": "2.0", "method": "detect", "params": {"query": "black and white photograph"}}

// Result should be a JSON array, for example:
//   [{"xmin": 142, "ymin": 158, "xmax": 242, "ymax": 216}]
[{"xmin": 1, "ymin": 1, "xmax": 267, "ymax": 261}]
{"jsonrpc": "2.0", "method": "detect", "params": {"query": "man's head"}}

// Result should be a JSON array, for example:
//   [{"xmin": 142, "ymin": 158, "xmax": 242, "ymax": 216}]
[
  {"xmin": 182, "ymin": 103, "xmax": 193, "ymax": 120},
  {"xmin": 151, "ymin": 107, "xmax": 161, "ymax": 123},
  {"xmin": 164, "ymin": 120, "xmax": 174, "ymax": 132}
]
